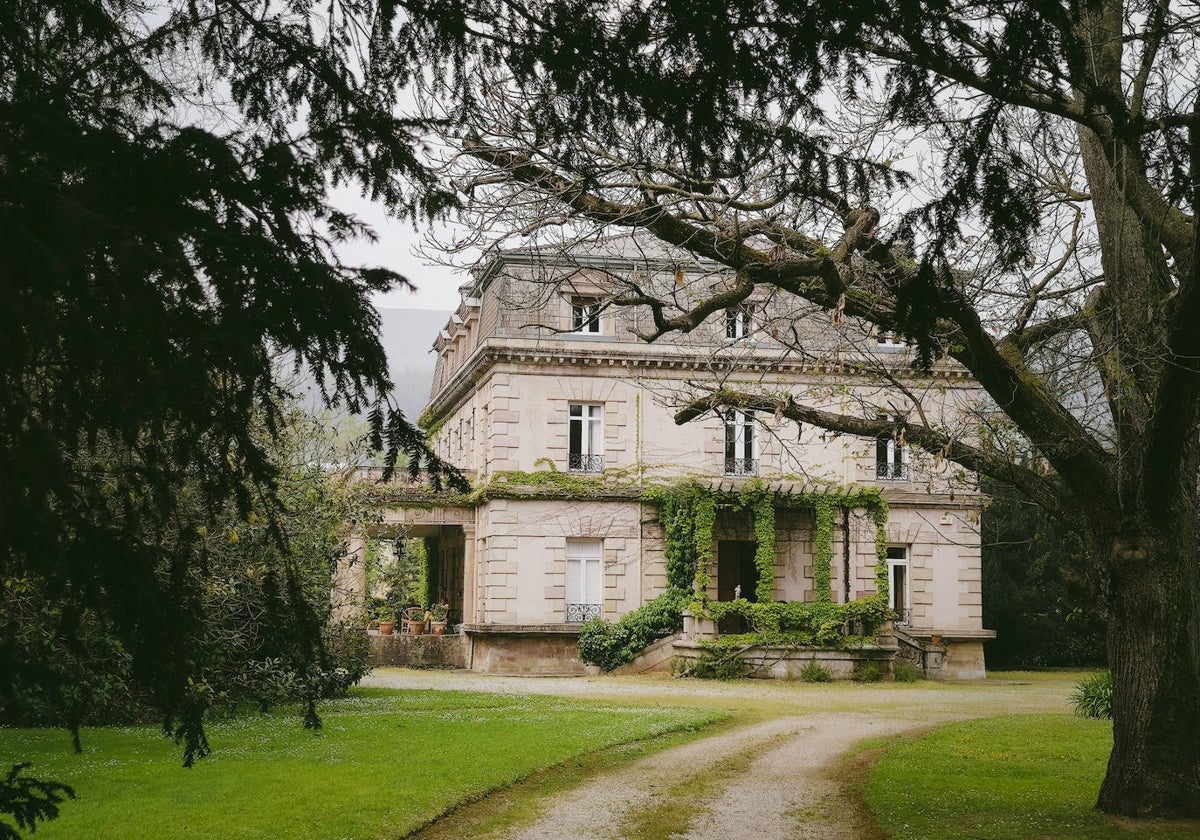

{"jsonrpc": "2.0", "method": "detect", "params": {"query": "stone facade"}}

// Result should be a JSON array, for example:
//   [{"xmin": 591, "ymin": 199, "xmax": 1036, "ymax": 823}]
[{"xmin": 350, "ymin": 236, "xmax": 993, "ymax": 676}]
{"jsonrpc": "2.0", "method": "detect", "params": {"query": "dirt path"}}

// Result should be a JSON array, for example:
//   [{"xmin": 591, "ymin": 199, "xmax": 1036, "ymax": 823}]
[
  {"xmin": 365, "ymin": 669, "xmax": 1077, "ymax": 839},
  {"xmin": 495, "ymin": 716, "xmax": 810, "ymax": 840}
]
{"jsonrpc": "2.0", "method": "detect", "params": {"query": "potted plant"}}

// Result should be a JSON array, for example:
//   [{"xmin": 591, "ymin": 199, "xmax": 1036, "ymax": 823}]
[
  {"xmin": 375, "ymin": 606, "xmax": 397, "ymax": 636},
  {"xmin": 429, "ymin": 603, "xmax": 449, "ymax": 636},
  {"xmin": 403, "ymin": 605, "xmax": 426, "ymax": 635}
]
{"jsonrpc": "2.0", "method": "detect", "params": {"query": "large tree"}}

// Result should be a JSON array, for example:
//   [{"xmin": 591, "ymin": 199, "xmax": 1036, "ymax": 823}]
[
  {"xmin": 0, "ymin": 2, "xmax": 461, "ymax": 833},
  {"xmin": 405, "ymin": 0, "xmax": 1200, "ymax": 819}
]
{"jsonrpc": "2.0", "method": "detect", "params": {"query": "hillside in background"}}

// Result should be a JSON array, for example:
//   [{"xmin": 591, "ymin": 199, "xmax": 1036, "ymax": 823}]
[{"xmin": 377, "ymin": 308, "xmax": 450, "ymax": 422}]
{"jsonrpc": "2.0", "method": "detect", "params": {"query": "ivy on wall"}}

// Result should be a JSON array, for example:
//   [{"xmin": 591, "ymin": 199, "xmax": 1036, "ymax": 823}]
[{"xmin": 747, "ymin": 490, "xmax": 777, "ymax": 603}]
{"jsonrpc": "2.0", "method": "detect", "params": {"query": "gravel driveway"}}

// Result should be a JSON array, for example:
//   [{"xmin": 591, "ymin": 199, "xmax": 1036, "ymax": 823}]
[{"xmin": 364, "ymin": 668, "xmax": 1077, "ymax": 839}]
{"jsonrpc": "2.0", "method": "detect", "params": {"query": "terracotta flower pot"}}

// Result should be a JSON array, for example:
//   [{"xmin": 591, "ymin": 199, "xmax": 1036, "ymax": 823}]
[
  {"xmin": 430, "ymin": 621, "xmax": 447, "ymax": 636},
  {"xmin": 378, "ymin": 621, "xmax": 395, "ymax": 636}
]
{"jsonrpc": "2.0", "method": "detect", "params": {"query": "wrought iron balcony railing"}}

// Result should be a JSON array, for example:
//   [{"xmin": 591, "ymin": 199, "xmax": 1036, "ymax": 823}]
[
  {"xmin": 724, "ymin": 457, "xmax": 758, "ymax": 476},
  {"xmin": 568, "ymin": 453, "xmax": 605, "ymax": 473},
  {"xmin": 876, "ymin": 461, "xmax": 909, "ymax": 480},
  {"xmin": 565, "ymin": 602, "xmax": 602, "ymax": 623},
  {"xmin": 894, "ymin": 607, "xmax": 912, "ymax": 627}
]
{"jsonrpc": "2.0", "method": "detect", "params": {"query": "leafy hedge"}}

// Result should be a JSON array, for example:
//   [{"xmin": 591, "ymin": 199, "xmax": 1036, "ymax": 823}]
[
  {"xmin": 576, "ymin": 591, "xmax": 689, "ymax": 671},
  {"xmin": 706, "ymin": 596, "xmax": 890, "ymax": 646}
]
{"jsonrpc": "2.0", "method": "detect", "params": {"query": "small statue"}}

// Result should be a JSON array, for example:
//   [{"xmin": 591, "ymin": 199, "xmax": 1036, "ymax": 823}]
[{"xmin": 734, "ymin": 584, "xmax": 742, "ymax": 600}]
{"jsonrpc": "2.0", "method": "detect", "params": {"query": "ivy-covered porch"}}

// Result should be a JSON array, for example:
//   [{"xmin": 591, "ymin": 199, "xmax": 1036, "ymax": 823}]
[{"xmin": 578, "ymin": 479, "xmax": 898, "ymax": 676}]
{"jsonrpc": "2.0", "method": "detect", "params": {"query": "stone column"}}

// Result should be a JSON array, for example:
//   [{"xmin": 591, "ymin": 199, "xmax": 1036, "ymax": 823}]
[
  {"xmin": 461, "ymin": 522, "xmax": 478, "ymax": 624},
  {"xmin": 332, "ymin": 534, "xmax": 367, "ymax": 624}
]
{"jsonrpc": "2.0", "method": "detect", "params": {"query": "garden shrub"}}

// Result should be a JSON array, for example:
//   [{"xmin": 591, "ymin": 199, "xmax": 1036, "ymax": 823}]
[
  {"xmin": 1072, "ymin": 671, "xmax": 1113, "ymax": 719},
  {"xmin": 689, "ymin": 651, "xmax": 752, "ymax": 680},
  {"xmin": 799, "ymin": 660, "xmax": 833, "ymax": 682},
  {"xmin": 705, "ymin": 596, "xmax": 890, "ymax": 645},
  {"xmin": 576, "ymin": 590, "xmax": 688, "ymax": 671},
  {"xmin": 893, "ymin": 660, "xmax": 922, "ymax": 683},
  {"xmin": 851, "ymin": 661, "xmax": 883, "ymax": 682}
]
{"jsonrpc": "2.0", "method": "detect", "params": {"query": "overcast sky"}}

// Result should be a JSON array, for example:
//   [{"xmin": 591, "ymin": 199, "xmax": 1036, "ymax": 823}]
[{"xmin": 333, "ymin": 187, "xmax": 465, "ymax": 313}]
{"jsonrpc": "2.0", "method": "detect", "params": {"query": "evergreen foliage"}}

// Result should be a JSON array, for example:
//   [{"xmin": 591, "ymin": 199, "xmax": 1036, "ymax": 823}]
[
  {"xmin": 1, "ymin": 2, "xmax": 468, "ymax": 833},
  {"xmin": 981, "ymin": 481, "xmax": 1106, "ymax": 668}
]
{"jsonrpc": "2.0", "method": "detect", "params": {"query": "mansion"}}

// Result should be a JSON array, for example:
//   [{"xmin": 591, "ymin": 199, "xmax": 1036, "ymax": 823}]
[{"xmin": 342, "ymin": 235, "xmax": 994, "ymax": 678}]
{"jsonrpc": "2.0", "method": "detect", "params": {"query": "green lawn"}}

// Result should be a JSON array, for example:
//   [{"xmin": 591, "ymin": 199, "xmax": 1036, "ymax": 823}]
[
  {"xmin": 1, "ymin": 688, "xmax": 723, "ymax": 840},
  {"xmin": 864, "ymin": 714, "xmax": 1200, "ymax": 840}
]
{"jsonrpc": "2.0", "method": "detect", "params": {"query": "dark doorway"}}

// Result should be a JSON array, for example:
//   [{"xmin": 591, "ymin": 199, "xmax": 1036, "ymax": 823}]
[{"xmin": 718, "ymin": 540, "xmax": 758, "ymax": 633}]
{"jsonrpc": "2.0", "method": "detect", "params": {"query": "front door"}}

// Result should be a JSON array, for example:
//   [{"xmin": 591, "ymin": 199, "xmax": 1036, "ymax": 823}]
[{"xmin": 717, "ymin": 540, "xmax": 758, "ymax": 633}]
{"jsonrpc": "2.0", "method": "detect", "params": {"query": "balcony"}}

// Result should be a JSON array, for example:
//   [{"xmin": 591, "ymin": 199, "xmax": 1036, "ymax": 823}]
[
  {"xmin": 876, "ymin": 461, "xmax": 909, "ymax": 480},
  {"xmin": 565, "ymin": 602, "xmax": 602, "ymax": 623},
  {"xmin": 569, "ymin": 453, "xmax": 605, "ymax": 473},
  {"xmin": 724, "ymin": 457, "xmax": 758, "ymax": 476}
]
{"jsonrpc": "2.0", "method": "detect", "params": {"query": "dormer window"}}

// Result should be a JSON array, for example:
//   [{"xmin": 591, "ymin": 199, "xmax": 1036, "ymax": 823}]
[
  {"xmin": 876, "ymin": 328, "xmax": 906, "ymax": 348},
  {"xmin": 726, "ymin": 305, "xmax": 754, "ymax": 339},
  {"xmin": 571, "ymin": 296, "xmax": 602, "ymax": 334}
]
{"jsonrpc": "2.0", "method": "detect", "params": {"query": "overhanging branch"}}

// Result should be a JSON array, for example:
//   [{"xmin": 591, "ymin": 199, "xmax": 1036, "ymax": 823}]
[{"xmin": 677, "ymin": 388, "xmax": 1079, "ymax": 522}]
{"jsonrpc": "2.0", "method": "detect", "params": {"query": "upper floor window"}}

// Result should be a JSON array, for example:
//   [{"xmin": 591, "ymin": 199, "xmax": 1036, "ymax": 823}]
[
  {"xmin": 569, "ymin": 403, "xmax": 604, "ymax": 472},
  {"xmin": 726, "ymin": 305, "xmax": 755, "ymax": 339},
  {"xmin": 571, "ymin": 296, "xmax": 602, "ymax": 334},
  {"xmin": 876, "ymin": 415, "xmax": 907, "ymax": 480},
  {"xmin": 724, "ymin": 410, "xmax": 757, "ymax": 476}
]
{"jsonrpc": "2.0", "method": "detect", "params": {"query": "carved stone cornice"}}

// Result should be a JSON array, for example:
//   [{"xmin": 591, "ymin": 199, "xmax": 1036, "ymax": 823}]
[{"xmin": 425, "ymin": 336, "xmax": 973, "ymax": 428}]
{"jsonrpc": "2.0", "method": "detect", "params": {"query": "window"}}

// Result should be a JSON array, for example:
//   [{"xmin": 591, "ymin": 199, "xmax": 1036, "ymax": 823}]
[
  {"xmin": 876, "ymin": 328, "xmax": 906, "ymax": 348},
  {"xmin": 876, "ymin": 415, "xmax": 907, "ymax": 480},
  {"xmin": 569, "ymin": 403, "xmax": 604, "ymax": 472},
  {"xmin": 724, "ymin": 410, "xmax": 757, "ymax": 476},
  {"xmin": 565, "ymin": 539, "xmax": 603, "ymax": 622},
  {"xmin": 886, "ymin": 546, "xmax": 911, "ymax": 627},
  {"xmin": 571, "ymin": 296, "xmax": 602, "ymax": 333},
  {"xmin": 725, "ymin": 304, "xmax": 754, "ymax": 339}
]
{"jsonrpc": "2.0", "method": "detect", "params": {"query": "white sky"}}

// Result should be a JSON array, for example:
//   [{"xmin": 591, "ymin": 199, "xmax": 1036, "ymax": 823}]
[{"xmin": 333, "ymin": 188, "xmax": 465, "ymax": 312}]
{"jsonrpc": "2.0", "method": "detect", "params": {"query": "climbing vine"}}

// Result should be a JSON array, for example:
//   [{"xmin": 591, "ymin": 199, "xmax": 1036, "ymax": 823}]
[
  {"xmin": 649, "ymin": 482, "xmax": 716, "ymax": 594},
  {"xmin": 731, "ymin": 482, "xmax": 778, "ymax": 603},
  {"xmin": 813, "ymin": 497, "xmax": 835, "ymax": 603},
  {"xmin": 872, "ymin": 501, "xmax": 890, "ymax": 600}
]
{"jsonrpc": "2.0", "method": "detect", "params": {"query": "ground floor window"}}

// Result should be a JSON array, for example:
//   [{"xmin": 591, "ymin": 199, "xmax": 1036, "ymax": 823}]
[
  {"xmin": 887, "ymin": 546, "xmax": 910, "ymax": 626},
  {"xmin": 565, "ymin": 538, "xmax": 603, "ymax": 622}
]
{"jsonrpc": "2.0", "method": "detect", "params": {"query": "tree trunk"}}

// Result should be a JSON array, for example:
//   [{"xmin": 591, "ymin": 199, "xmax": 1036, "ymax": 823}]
[{"xmin": 1097, "ymin": 519, "xmax": 1200, "ymax": 817}]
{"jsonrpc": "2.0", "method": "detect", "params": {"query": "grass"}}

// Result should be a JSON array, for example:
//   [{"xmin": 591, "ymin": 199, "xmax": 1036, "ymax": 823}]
[
  {"xmin": 864, "ymin": 714, "xmax": 1200, "ymax": 839},
  {"xmin": 0, "ymin": 687, "xmax": 724, "ymax": 840}
]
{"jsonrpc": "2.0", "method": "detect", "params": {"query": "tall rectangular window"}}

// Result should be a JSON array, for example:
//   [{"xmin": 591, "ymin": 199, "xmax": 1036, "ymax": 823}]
[
  {"xmin": 569, "ymin": 403, "xmax": 604, "ymax": 472},
  {"xmin": 876, "ymin": 415, "xmax": 907, "ymax": 480},
  {"xmin": 725, "ymin": 304, "xmax": 754, "ymax": 339},
  {"xmin": 571, "ymin": 296, "xmax": 601, "ymax": 333},
  {"xmin": 724, "ymin": 410, "xmax": 757, "ymax": 475},
  {"xmin": 565, "ymin": 538, "xmax": 603, "ymax": 622},
  {"xmin": 886, "ymin": 546, "xmax": 910, "ymax": 626}
]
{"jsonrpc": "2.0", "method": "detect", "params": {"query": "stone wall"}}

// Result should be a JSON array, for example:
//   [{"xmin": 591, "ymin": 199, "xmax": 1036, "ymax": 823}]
[{"xmin": 368, "ymin": 632, "xmax": 467, "ymax": 669}]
